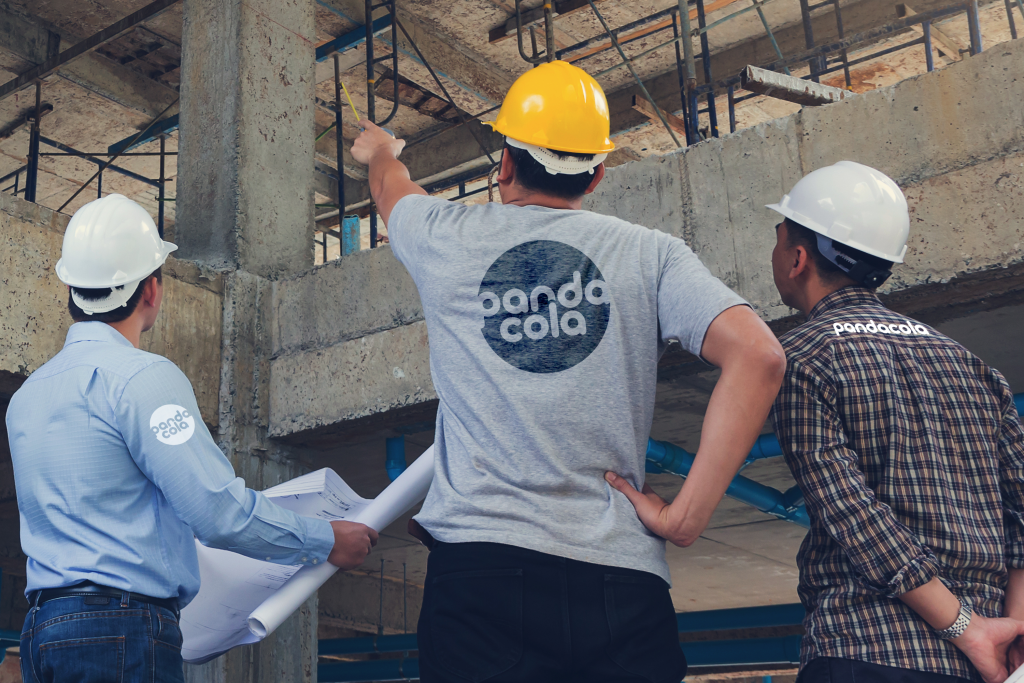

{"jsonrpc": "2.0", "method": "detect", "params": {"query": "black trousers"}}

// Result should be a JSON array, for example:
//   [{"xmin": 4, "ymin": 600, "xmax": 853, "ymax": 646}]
[
  {"xmin": 417, "ymin": 541, "xmax": 687, "ymax": 683},
  {"xmin": 799, "ymin": 658, "xmax": 973, "ymax": 683}
]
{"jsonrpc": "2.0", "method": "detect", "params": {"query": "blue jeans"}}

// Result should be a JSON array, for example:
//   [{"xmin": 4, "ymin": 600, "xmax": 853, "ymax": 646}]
[{"xmin": 20, "ymin": 593, "xmax": 184, "ymax": 683}]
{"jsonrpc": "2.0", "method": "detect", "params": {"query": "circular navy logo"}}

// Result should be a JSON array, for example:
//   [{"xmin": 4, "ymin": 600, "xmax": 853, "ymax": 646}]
[{"xmin": 478, "ymin": 240, "xmax": 610, "ymax": 373}]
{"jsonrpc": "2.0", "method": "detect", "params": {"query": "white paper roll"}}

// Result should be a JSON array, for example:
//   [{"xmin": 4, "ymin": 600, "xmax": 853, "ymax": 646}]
[{"xmin": 246, "ymin": 446, "xmax": 435, "ymax": 639}]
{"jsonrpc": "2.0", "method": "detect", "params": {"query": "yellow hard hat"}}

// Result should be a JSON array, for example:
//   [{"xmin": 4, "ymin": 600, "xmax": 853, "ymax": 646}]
[{"xmin": 487, "ymin": 60, "xmax": 615, "ymax": 155}]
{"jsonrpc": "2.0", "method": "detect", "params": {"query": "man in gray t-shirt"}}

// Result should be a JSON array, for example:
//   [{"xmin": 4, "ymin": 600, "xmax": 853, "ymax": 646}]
[{"xmin": 351, "ymin": 61, "xmax": 785, "ymax": 683}]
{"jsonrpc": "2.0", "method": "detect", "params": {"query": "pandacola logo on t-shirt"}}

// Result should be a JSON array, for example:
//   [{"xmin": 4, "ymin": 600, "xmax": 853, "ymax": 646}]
[{"xmin": 478, "ymin": 240, "xmax": 610, "ymax": 373}]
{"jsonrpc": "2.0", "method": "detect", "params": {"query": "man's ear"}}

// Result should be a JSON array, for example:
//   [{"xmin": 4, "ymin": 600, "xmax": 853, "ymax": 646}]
[
  {"xmin": 140, "ymin": 276, "xmax": 161, "ymax": 307},
  {"xmin": 583, "ymin": 163, "xmax": 605, "ymax": 195},
  {"xmin": 789, "ymin": 245, "xmax": 813, "ymax": 281},
  {"xmin": 497, "ymin": 148, "xmax": 515, "ymax": 184}
]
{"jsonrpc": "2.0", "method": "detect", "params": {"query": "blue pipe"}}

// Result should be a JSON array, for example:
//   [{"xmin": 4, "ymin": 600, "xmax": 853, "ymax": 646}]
[
  {"xmin": 316, "ymin": 633, "xmax": 803, "ymax": 681},
  {"xmin": 677, "ymin": 603, "xmax": 804, "ymax": 632},
  {"xmin": 646, "ymin": 439, "xmax": 810, "ymax": 528},
  {"xmin": 1016, "ymin": 393, "xmax": 1024, "ymax": 417},
  {"xmin": 386, "ymin": 436, "xmax": 407, "ymax": 482},
  {"xmin": 747, "ymin": 433, "xmax": 783, "ymax": 462},
  {"xmin": 321, "ymin": 633, "xmax": 418, "ymax": 656}
]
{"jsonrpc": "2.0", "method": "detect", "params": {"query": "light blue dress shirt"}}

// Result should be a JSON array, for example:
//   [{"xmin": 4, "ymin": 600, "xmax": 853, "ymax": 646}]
[{"xmin": 6, "ymin": 322, "xmax": 335, "ymax": 606}]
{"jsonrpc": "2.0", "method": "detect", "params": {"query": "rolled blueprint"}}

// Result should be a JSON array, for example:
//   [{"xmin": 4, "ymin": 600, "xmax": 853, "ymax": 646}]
[{"xmin": 246, "ymin": 446, "xmax": 435, "ymax": 639}]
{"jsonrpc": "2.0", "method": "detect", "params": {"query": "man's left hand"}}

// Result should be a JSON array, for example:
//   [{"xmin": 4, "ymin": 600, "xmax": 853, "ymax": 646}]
[
  {"xmin": 605, "ymin": 472, "xmax": 697, "ymax": 547},
  {"xmin": 952, "ymin": 612, "xmax": 1024, "ymax": 683},
  {"xmin": 351, "ymin": 120, "xmax": 405, "ymax": 166}
]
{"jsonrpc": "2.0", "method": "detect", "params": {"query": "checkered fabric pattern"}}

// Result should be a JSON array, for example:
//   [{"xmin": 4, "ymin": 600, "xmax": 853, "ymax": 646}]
[{"xmin": 770, "ymin": 286, "xmax": 1024, "ymax": 680}]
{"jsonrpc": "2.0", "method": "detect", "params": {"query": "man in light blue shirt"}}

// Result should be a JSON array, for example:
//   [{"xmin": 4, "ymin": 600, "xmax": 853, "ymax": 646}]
[{"xmin": 6, "ymin": 194, "xmax": 377, "ymax": 682}]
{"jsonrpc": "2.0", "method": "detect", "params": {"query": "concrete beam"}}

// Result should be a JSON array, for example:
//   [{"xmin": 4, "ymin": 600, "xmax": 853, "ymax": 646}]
[
  {"xmin": 317, "ymin": 0, "xmax": 512, "ymax": 105},
  {"xmin": 0, "ymin": 6, "xmax": 179, "ymax": 118},
  {"xmin": 741, "ymin": 65, "xmax": 852, "ymax": 105},
  {"xmin": 267, "ymin": 39, "xmax": 1024, "ymax": 443},
  {"xmin": 0, "ymin": 8, "xmax": 60, "ymax": 66}
]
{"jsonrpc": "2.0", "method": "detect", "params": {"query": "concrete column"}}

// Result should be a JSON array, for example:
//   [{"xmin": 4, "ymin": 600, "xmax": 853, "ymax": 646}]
[
  {"xmin": 177, "ymin": 1, "xmax": 319, "ymax": 681},
  {"xmin": 177, "ymin": 0, "xmax": 315, "ymax": 278}
]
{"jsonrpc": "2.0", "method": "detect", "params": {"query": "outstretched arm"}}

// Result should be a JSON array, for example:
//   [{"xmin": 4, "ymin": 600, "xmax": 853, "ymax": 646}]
[
  {"xmin": 606, "ymin": 305, "xmax": 785, "ymax": 546},
  {"xmin": 350, "ymin": 120, "xmax": 426, "ymax": 225}
]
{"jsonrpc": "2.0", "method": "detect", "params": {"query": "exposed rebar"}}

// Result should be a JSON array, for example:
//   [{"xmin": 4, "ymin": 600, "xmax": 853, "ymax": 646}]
[{"xmin": 587, "ymin": 0, "xmax": 681, "ymax": 147}]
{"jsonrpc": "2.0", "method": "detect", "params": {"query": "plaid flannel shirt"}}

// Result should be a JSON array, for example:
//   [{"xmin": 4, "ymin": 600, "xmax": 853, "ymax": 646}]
[{"xmin": 770, "ymin": 287, "xmax": 1024, "ymax": 679}]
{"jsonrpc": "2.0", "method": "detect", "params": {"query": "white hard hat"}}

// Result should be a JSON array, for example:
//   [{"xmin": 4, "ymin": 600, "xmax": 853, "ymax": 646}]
[
  {"xmin": 55, "ymin": 194, "xmax": 177, "ymax": 315},
  {"xmin": 766, "ymin": 160, "xmax": 909, "ymax": 263}
]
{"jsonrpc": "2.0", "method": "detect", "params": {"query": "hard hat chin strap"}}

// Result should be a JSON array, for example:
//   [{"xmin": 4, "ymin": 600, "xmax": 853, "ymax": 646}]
[{"xmin": 816, "ymin": 233, "xmax": 892, "ymax": 289}]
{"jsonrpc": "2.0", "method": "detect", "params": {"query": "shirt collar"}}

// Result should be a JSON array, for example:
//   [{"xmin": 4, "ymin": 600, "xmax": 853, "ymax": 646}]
[
  {"xmin": 807, "ymin": 286, "xmax": 883, "ymax": 322},
  {"xmin": 64, "ymin": 322, "xmax": 134, "ymax": 349}
]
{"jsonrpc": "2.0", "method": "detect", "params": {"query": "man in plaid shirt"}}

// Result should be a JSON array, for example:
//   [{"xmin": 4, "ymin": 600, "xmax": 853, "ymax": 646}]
[{"xmin": 767, "ymin": 162, "xmax": 1024, "ymax": 683}]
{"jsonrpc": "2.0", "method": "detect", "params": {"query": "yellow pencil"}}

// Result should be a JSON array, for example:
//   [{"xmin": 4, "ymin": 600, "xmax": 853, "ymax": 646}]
[{"xmin": 340, "ymin": 80, "xmax": 360, "ymax": 122}]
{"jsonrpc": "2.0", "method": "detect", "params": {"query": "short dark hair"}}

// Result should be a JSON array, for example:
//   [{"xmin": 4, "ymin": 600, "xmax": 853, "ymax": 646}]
[
  {"xmin": 783, "ymin": 219, "xmax": 892, "ymax": 290},
  {"xmin": 504, "ymin": 143, "xmax": 597, "ymax": 200},
  {"xmin": 68, "ymin": 268, "xmax": 162, "ymax": 323}
]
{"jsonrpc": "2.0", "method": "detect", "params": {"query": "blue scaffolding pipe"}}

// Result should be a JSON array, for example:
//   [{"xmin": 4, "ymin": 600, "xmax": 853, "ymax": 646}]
[
  {"xmin": 107, "ymin": 114, "xmax": 179, "ymax": 155},
  {"xmin": 315, "ymin": 14, "xmax": 393, "ymax": 62},
  {"xmin": 676, "ymin": 603, "xmax": 804, "ymax": 632},
  {"xmin": 646, "ymin": 438, "xmax": 810, "ymax": 527},
  {"xmin": 316, "ymin": 634, "xmax": 803, "ymax": 681},
  {"xmin": 386, "ymin": 436, "xmax": 407, "ymax": 481},
  {"xmin": 320, "ymin": 633, "xmax": 418, "ymax": 656}
]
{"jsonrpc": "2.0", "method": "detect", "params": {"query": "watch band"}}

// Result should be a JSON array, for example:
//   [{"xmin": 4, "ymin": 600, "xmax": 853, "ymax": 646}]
[{"xmin": 934, "ymin": 600, "xmax": 972, "ymax": 640}]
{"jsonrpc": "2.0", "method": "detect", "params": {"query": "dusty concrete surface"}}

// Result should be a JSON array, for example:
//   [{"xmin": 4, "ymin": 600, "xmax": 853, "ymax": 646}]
[
  {"xmin": 176, "ymin": 0, "xmax": 316, "ymax": 279},
  {"xmin": 267, "ymin": 38, "xmax": 1024, "ymax": 443},
  {"xmin": 270, "ymin": 320, "xmax": 432, "ymax": 442}
]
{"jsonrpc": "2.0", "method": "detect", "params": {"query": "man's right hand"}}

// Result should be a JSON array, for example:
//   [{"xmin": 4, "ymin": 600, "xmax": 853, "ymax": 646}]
[
  {"xmin": 952, "ymin": 612, "xmax": 1024, "ymax": 683},
  {"xmin": 327, "ymin": 521, "xmax": 378, "ymax": 570}
]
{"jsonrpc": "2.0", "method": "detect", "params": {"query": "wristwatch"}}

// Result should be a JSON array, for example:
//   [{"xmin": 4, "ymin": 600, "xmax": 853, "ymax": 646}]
[{"xmin": 934, "ymin": 600, "xmax": 972, "ymax": 640}]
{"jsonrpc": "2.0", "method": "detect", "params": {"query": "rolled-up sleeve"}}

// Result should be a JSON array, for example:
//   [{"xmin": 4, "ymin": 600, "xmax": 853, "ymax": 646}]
[
  {"xmin": 114, "ymin": 362, "xmax": 335, "ymax": 567},
  {"xmin": 998, "ymin": 386, "xmax": 1024, "ymax": 568},
  {"xmin": 771, "ymin": 359, "xmax": 939, "ymax": 597}
]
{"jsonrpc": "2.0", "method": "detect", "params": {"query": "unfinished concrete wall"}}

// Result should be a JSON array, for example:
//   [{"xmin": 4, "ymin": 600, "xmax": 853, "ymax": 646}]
[{"xmin": 267, "ymin": 38, "xmax": 1024, "ymax": 444}]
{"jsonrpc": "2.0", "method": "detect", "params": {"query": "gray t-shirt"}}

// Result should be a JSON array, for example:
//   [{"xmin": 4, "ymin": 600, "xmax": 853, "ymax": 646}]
[{"xmin": 389, "ymin": 194, "xmax": 746, "ymax": 582}]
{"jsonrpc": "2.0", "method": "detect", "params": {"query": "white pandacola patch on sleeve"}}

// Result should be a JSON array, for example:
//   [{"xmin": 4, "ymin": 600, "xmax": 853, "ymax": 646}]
[{"xmin": 150, "ymin": 404, "xmax": 196, "ymax": 445}]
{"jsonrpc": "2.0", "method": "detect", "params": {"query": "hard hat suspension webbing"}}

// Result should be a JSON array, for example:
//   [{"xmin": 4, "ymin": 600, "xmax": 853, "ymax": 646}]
[{"xmin": 816, "ymin": 233, "xmax": 893, "ymax": 289}]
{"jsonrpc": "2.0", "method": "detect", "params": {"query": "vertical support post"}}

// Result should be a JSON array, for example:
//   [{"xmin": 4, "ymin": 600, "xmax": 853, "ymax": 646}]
[
  {"xmin": 967, "ymin": 0, "xmax": 983, "ymax": 54},
  {"xmin": 543, "ymin": 1, "xmax": 555, "ymax": 62},
  {"xmin": 14, "ymin": 170, "xmax": 19, "ymax": 196},
  {"xmin": 695, "ymin": 0, "xmax": 718, "ymax": 138},
  {"xmin": 25, "ymin": 81, "xmax": 41, "ymax": 203},
  {"xmin": 158, "ymin": 135, "xmax": 166, "ymax": 238},
  {"xmin": 671, "ymin": 11, "xmax": 693, "ymax": 145},
  {"xmin": 832, "ymin": 0, "xmax": 852, "ymax": 87},
  {"xmin": 341, "ymin": 216, "xmax": 360, "ymax": 255},
  {"xmin": 923, "ymin": 21, "xmax": 935, "ymax": 71},
  {"xmin": 727, "ymin": 85, "xmax": 737, "ymax": 133},
  {"xmin": 798, "ymin": 0, "xmax": 824, "ymax": 82},
  {"xmin": 322, "ymin": 231, "xmax": 328, "ymax": 263},
  {"xmin": 97, "ymin": 166, "xmax": 103, "ymax": 199},
  {"xmin": 370, "ymin": 209, "xmax": 378, "ymax": 249},
  {"xmin": 677, "ymin": 0, "xmax": 698, "ymax": 97},
  {"xmin": 1005, "ymin": 0, "xmax": 1018, "ymax": 39},
  {"xmin": 333, "ymin": 53, "xmax": 346, "ymax": 216},
  {"xmin": 365, "ymin": 0, "xmax": 376, "ymax": 123}
]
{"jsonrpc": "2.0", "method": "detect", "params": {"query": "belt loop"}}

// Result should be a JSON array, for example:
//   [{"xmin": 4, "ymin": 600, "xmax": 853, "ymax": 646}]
[
  {"xmin": 120, "ymin": 590, "xmax": 130, "ymax": 608},
  {"xmin": 31, "ymin": 591, "xmax": 41, "ymax": 608}
]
